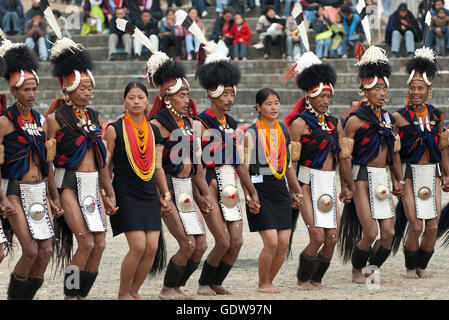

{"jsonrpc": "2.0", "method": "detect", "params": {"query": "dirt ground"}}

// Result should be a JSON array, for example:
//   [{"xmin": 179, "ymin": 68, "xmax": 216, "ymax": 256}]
[{"xmin": 2, "ymin": 178, "xmax": 449, "ymax": 301}]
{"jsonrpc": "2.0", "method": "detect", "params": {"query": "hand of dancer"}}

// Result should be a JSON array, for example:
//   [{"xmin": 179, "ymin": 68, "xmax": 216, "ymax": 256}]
[
  {"xmin": 160, "ymin": 198, "xmax": 175, "ymax": 217},
  {"xmin": 102, "ymin": 195, "xmax": 119, "ymax": 216},
  {"xmin": 442, "ymin": 175, "xmax": 449, "ymax": 192},
  {"xmin": 49, "ymin": 196, "xmax": 64, "ymax": 218},
  {"xmin": 339, "ymin": 186, "xmax": 353, "ymax": 204},
  {"xmin": 195, "ymin": 193, "xmax": 213, "ymax": 216},
  {"xmin": 392, "ymin": 180, "xmax": 404, "ymax": 197},
  {"xmin": 247, "ymin": 192, "xmax": 261, "ymax": 214},
  {"xmin": 0, "ymin": 194, "xmax": 16, "ymax": 218}
]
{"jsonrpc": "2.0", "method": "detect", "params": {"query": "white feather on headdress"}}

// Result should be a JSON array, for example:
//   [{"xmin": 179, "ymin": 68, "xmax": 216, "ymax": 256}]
[
  {"xmin": 0, "ymin": 39, "xmax": 24, "ymax": 58},
  {"xmin": 146, "ymin": 51, "xmax": 170, "ymax": 78},
  {"xmin": 204, "ymin": 51, "xmax": 229, "ymax": 64},
  {"xmin": 50, "ymin": 37, "xmax": 83, "ymax": 59},
  {"xmin": 414, "ymin": 47, "xmax": 436, "ymax": 62},
  {"xmin": 354, "ymin": 46, "xmax": 389, "ymax": 66},
  {"xmin": 293, "ymin": 51, "xmax": 322, "ymax": 75}
]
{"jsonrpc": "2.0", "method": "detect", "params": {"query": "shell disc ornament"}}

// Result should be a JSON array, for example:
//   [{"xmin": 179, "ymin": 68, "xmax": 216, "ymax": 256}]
[
  {"xmin": 222, "ymin": 185, "xmax": 239, "ymax": 208},
  {"xmin": 28, "ymin": 203, "xmax": 46, "ymax": 222},
  {"xmin": 317, "ymin": 194, "xmax": 333, "ymax": 213},
  {"xmin": 178, "ymin": 192, "xmax": 193, "ymax": 212},
  {"xmin": 375, "ymin": 185, "xmax": 389, "ymax": 200},
  {"xmin": 418, "ymin": 187, "xmax": 431, "ymax": 200}
]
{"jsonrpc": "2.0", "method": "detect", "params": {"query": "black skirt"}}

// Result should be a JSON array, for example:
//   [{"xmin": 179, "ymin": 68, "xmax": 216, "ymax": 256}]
[
  {"xmin": 110, "ymin": 174, "xmax": 162, "ymax": 237},
  {"xmin": 246, "ymin": 175, "xmax": 292, "ymax": 232}
]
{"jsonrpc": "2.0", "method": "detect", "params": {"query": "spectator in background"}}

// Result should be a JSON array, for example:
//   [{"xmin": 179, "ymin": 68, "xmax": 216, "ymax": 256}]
[
  {"xmin": 210, "ymin": 9, "xmax": 235, "ymax": 49},
  {"xmin": 385, "ymin": 2, "xmax": 422, "ymax": 58},
  {"xmin": 254, "ymin": 6, "xmax": 286, "ymax": 59},
  {"xmin": 285, "ymin": 14, "xmax": 305, "ymax": 60},
  {"xmin": 430, "ymin": 8, "xmax": 449, "ymax": 56},
  {"xmin": 46, "ymin": 9, "xmax": 71, "ymax": 54},
  {"xmin": 107, "ymin": 7, "xmax": 132, "ymax": 61},
  {"xmin": 134, "ymin": 9, "xmax": 159, "ymax": 59},
  {"xmin": 424, "ymin": 0, "xmax": 449, "ymax": 47},
  {"xmin": 193, "ymin": 0, "xmax": 209, "ymax": 17},
  {"xmin": 282, "ymin": 0, "xmax": 298, "ymax": 19},
  {"xmin": 301, "ymin": 0, "xmax": 320, "ymax": 23},
  {"xmin": 25, "ymin": 12, "xmax": 48, "ymax": 61},
  {"xmin": 311, "ymin": 5, "xmax": 333, "ymax": 59},
  {"xmin": 144, "ymin": 0, "xmax": 163, "ymax": 21},
  {"xmin": 230, "ymin": 13, "xmax": 252, "ymax": 60},
  {"xmin": 339, "ymin": 5, "xmax": 364, "ymax": 58},
  {"xmin": 81, "ymin": 0, "xmax": 113, "ymax": 35},
  {"xmin": 123, "ymin": 0, "xmax": 163, "ymax": 23},
  {"xmin": 0, "ymin": 0, "xmax": 25, "ymax": 35},
  {"xmin": 330, "ymin": 12, "xmax": 345, "ymax": 57},
  {"xmin": 183, "ymin": 8, "xmax": 204, "ymax": 60},
  {"xmin": 260, "ymin": 0, "xmax": 281, "ymax": 16},
  {"xmin": 159, "ymin": 8, "xmax": 184, "ymax": 60},
  {"xmin": 167, "ymin": 0, "xmax": 183, "ymax": 8},
  {"xmin": 25, "ymin": 0, "xmax": 42, "ymax": 22}
]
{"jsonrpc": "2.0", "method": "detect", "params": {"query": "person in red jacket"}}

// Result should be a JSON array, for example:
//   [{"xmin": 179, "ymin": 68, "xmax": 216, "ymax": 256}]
[{"xmin": 230, "ymin": 14, "xmax": 252, "ymax": 61}]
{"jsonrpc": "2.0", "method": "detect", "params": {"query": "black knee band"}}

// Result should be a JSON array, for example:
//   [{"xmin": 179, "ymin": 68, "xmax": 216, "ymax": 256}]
[
  {"xmin": 311, "ymin": 255, "xmax": 331, "ymax": 284},
  {"xmin": 404, "ymin": 246, "xmax": 419, "ymax": 270},
  {"xmin": 23, "ymin": 278, "xmax": 44, "ymax": 300},
  {"xmin": 63, "ymin": 267, "xmax": 80, "ymax": 298},
  {"xmin": 351, "ymin": 246, "xmax": 372, "ymax": 270},
  {"xmin": 178, "ymin": 259, "xmax": 200, "ymax": 287},
  {"xmin": 368, "ymin": 245, "xmax": 391, "ymax": 268},
  {"xmin": 163, "ymin": 259, "xmax": 187, "ymax": 288},
  {"xmin": 417, "ymin": 248, "xmax": 434, "ymax": 270},
  {"xmin": 198, "ymin": 261, "xmax": 218, "ymax": 286},
  {"xmin": 78, "ymin": 270, "xmax": 98, "ymax": 298},
  {"xmin": 210, "ymin": 262, "xmax": 233, "ymax": 286},
  {"xmin": 297, "ymin": 252, "xmax": 316, "ymax": 283},
  {"xmin": 7, "ymin": 273, "xmax": 28, "ymax": 300}
]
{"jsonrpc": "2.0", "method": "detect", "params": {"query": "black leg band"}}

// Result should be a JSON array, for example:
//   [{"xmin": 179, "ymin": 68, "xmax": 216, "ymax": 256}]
[
  {"xmin": 210, "ymin": 262, "xmax": 233, "ymax": 286},
  {"xmin": 404, "ymin": 246, "xmax": 419, "ymax": 270},
  {"xmin": 163, "ymin": 259, "xmax": 187, "ymax": 288},
  {"xmin": 63, "ymin": 267, "xmax": 80, "ymax": 298},
  {"xmin": 78, "ymin": 270, "xmax": 98, "ymax": 298},
  {"xmin": 7, "ymin": 273, "xmax": 28, "ymax": 300},
  {"xmin": 368, "ymin": 245, "xmax": 391, "ymax": 268},
  {"xmin": 23, "ymin": 278, "xmax": 44, "ymax": 300},
  {"xmin": 297, "ymin": 252, "xmax": 316, "ymax": 283},
  {"xmin": 311, "ymin": 255, "xmax": 331, "ymax": 284},
  {"xmin": 178, "ymin": 259, "xmax": 200, "ymax": 287},
  {"xmin": 417, "ymin": 248, "xmax": 434, "ymax": 270},
  {"xmin": 198, "ymin": 260, "xmax": 218, "ymax": 286},
  {"xmin": 351, "ymin": 245, "xmax": 372, "ymax": 270}
]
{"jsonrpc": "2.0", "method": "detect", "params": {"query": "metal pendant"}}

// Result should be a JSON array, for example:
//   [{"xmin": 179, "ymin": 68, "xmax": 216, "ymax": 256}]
[
  {"xmin": 418, "ymin": 187, "xmax": 432, "ymax": 200},
  {"xmin": 28, "ymin": 203, "xmax": 46, "ymax": 222},
  {"xmin": 375, "ymin": 185, "xmax": 389, "ymax": 200},
  {"xmin": 317, "ymin": 194, "xmax": 333, "ymax": 213},
  {"xmin": 177, "ymin": 192, "xmax": 193, "ymax": 212},
  {"xmin": 83, "ymin": 196, "xmax": 97, "ymax": 214},
  {"xmin": 222, "ymin": 185, "xmax": 239, "ymax": 208}
]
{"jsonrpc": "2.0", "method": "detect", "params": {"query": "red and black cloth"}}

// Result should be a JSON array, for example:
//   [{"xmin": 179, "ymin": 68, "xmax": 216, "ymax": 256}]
[
  {"xmin": 397, "ymin": 104, "xmax": 443, "ymax": 164},
  {"xmin": 296, "ymin": 111, "xmax": 340, "ymax": 169},
  {"xmin": 1, "ymin": 104, "xmax": 48, "ymax": 180},
  {"xmin": 53, "ymin": 103, "xmax": 106, "ymax": 170},
  {"xmin": 349, "ymin": 104, "xmax": 396, "ymax": 166}
]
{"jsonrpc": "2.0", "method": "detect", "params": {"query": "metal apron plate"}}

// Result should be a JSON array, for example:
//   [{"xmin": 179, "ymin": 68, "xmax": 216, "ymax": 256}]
[
  {"xmin": 310, "ymin": 169, "xmax": 337, "ymax": 229},
  {"xmin": 19, "ymin": 181, "xmax": 54, "ymax": 240},
  {"xmin": 411, "ymin": 164, "xmax": 437, "ymax": 220},
  {"xmin": 75, "ymin": 172, "xmax": 107, "ymax": 232},
  {"xmin": 172, "ymin": 177, "xmax": 205, "ymax": 235},
  {"xmin": 215, "ymin": 165, "xmax": 242, "ymax": 221},
  {"xmin": 367, "ymin": 167, "xmax": 394, "ymax": 220}
]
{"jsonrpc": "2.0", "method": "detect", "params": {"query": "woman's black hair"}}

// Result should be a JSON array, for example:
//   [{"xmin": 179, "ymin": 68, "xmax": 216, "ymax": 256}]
[
  {"xmin": 263, "ymin": 5, "xmax": 275, "ymax": 15},
  {"xmin": 188, "ymin": 7, "xmax": 198, "ymax": 13},
  {"xmin": 255, "ymin": 88, "xmax": 280, "ymax": 107},
  {"xmin": 222, "ymin": 8, "xmax": 233, "ymax": 16},
  {"xmin": 123, "ymin": 81, "xmax": 149, "ymax": 98},
  {"xmin": 165, "ymin": 8, "xmax": 175, "ymax": 16}
]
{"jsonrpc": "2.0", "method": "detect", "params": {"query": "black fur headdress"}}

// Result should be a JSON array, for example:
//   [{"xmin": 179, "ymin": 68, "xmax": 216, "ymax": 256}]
[{"xmin": 197, "ymin": 59, "xmax": 241, "ymax": 90}]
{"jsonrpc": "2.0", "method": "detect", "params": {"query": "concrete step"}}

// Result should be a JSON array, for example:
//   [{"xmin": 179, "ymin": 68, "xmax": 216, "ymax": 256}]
[
  {"xmin": 26, "ymin": 72, "xmax": 449, "ymax": 90},
  {"xmin": 5, "ymin": 88, "xmax": 449, "ymax": 113}
]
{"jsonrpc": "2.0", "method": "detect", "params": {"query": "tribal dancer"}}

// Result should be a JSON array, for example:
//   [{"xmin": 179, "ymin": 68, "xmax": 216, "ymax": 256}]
[
  {"xmin": 116, "ymin": 17, "xmax": 212, "ymax": 300},
  {"xmin": 284, "ymin": 44, "xmax": 347, "ymax": 289},
  {"xmin": 189, "ymin": 32, "xmax": 260, "ymax": 297},
  {"xmin": 392, "ymin": 47, "xmax": 449, "ymax": 278},
  {"xmin": 0, "ymin": 35, "xmax": 63, "ymax": 300},
  {"xmin": 44, "ymin": 37, "xmax": 118, "ymax": 299},
  {"xmin": 242, "ymin": 88, "xmax": 302, "ymax": 293},
  {"xmin": 0, "ymin": 85, "xmax": 10, "ymax": 265}
]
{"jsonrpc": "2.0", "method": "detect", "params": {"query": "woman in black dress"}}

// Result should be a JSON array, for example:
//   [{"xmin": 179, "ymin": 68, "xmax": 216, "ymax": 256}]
[
  {"xmin": 103, "ymin": 82, "xmax": 174, "ymax": 300},
  {"xmin": 243, "ymin": 88, "xmax": 303, "ymax": 293}
]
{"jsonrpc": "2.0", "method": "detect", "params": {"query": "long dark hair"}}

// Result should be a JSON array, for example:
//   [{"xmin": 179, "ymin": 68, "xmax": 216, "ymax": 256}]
[{"xmin": 123, "ymin": 81, "xmax": 149, "ymax": 99}]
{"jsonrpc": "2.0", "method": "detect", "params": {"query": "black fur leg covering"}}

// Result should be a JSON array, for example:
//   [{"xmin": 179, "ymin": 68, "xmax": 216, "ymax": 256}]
[
  {"xmin": 351, "ymin": 245, "xmax": 372, "ymax": 270},
  {"xmin": 63, "ymin": 266, "xmax": 80, "ymax": 298},
  {"xmin": 210, "ymin": 262, "xmax": 233, "ymax": 286},
  {"xmin": 163, "ymin": 259, "xmax": 187, "ymax": 288},
  {"xmin": 404, "ymin": 246, "xmax": 419, "ymax": 270},
  {"xmin": 368, "ymin": 245, "xmax": 391, "ymax": 268},
  {"xmin": 198, "ymin": 260, "xmax": 218, "ymax": 286},
  {"xmin": 7, "ymin": 273, "xmax": 28, "ymax": 300},
  {"xmin": 297, "ymin": 252, "xmax": 316, "ymax": 283},
  {"xmin": 78, "ymin": 270, "xmax": 98, "ymax": 298},
  {"xmin": 311, "ymin": 255, "xmax": 331, "ymax": 284},
  {"xmin": 178, "ymin": 259, "xmax": 200, "ymax": 287},
  {"xmin": 417, "ymin": 248, "xmax": 434, "ymax": 270},
  {"xmin": 23, "ymin": 278, "xmax": 44, "ymax": 300}
]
